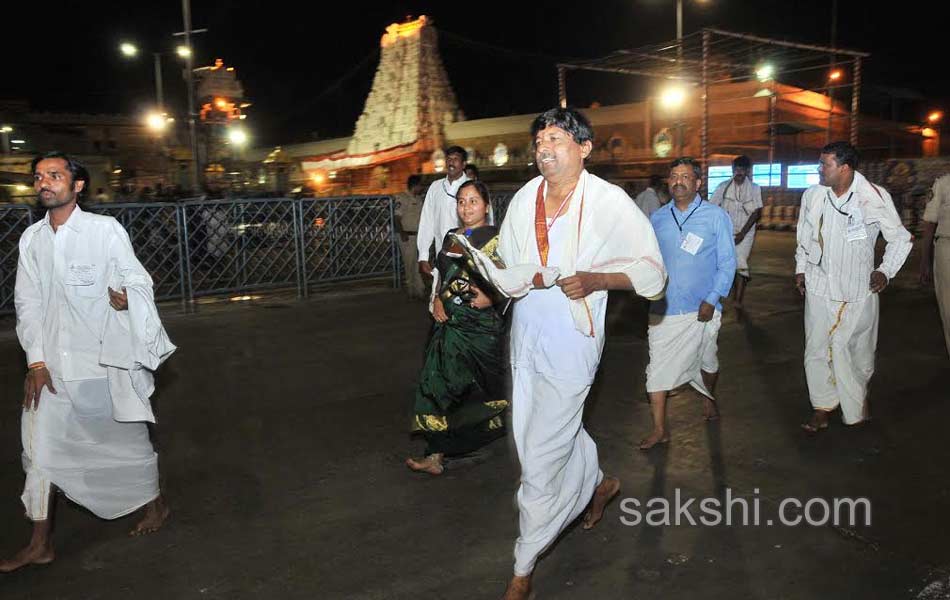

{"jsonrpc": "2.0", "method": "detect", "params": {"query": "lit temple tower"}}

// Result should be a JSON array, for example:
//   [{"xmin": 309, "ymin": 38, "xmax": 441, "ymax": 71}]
[{"xmin": 346, "ymin": 15, "xmax": 462, "ymax": 156}]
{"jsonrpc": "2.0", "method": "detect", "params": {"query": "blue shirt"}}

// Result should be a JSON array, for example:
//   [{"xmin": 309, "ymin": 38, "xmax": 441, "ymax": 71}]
[{"xmin": 650, "ymin": 195, "xmax": 737, "ymax": 315}]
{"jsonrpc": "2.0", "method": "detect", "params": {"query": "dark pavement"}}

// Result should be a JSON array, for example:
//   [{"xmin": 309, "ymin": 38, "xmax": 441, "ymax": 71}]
[{"xmin": 1, "ymin": 231, "xmax": 949, "ymax": 599}]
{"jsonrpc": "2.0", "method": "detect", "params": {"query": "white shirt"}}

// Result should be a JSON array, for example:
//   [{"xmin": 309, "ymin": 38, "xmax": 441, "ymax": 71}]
[
  {"xmin": 416, "ymin": 174, "xmax": 469, "ymax": 262},
  {"xmin": 924, "ymin": 174, "xmax": 950, "ymax": 238},
  {"xmin": 15, "ymin": 205, "xmax": 154, "ymax": 381},
  {"xmin": 710, "ymin": 178, "xmax": 763, "ymax": 235},
  {"xmin": 634, "ymin": 187, "xmax": 662, "ymax": 217},
  {"xmin": 795, "ymin": 172, "xmax": 912, "ymax": 302}
]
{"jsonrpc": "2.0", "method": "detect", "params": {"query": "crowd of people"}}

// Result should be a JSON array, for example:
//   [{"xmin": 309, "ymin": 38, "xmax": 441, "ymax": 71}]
[{"xmin": 3, "ymin": 106, "xmax": 947, "ymax": 600}]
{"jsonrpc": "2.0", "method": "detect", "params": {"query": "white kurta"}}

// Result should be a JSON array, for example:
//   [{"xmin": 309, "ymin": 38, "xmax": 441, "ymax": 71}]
[
  {"xmin": 924, "ymin": 174, "xmax": 950, "ymax": 357},
  {"xmin": 795, "ymin": 173, "xmax": 912, "ymax": 422},
  {"xmin": 710, "ymin": 178, "xmax": 763, "ymax": 278},
  {"xmin": 634, "ymin": 187, "xmax": 662, "ymax": 218},
  {"xmin": 498, "ymin": 171, "xmax": 666, "ymax": 575},
  {"xmin": 415, "ymin": 174, "xmax": 469, "ymax": 263},
  {"xmin": 15, "ymin": 206, "xmax": 174, "ymax": 520}
]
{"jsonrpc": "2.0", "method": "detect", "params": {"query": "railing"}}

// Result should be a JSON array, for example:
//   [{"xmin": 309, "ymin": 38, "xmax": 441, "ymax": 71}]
[{"xmin": 0, "ymin": 196, "xmax": 401, "ymax": 314}]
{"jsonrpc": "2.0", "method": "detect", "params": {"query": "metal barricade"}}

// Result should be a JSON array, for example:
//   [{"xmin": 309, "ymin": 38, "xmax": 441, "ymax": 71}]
[
  {"xmin": 0, "ymin": 205, "xmax": 35, "ymax": 314},
  {"xmin": 298, "ymin": 195, "xmax": 398, "ymax": 294},
  {"xmin": 87, "ymin": 203, "xmax": 186, "ymax": 302},
  {"xmin": 492, "ymin": 192, "xmax": 515, "ymax": 225},
  {"xmin": 181, "ymin": 198, "xmax": 301, "ymax": 299}
]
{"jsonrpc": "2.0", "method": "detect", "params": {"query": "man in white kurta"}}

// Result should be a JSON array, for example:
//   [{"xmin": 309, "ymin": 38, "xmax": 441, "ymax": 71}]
[
  {"xmin": 920, "ymin": 173, "xmax": 950, "ymax": 357},
  {"xmin": 416, "ymin": 146, "xmax": 469, "ymax": 280},
  {"xmin": 710, "ymin": 155, "xmax": 763, "ymax": 307},
  {"xmin": 498, "ymin": 108, "xmax": 667, "ymax": 600},
  {"xmin": 634, "ymin": 174, "xmax": 666, "ymax": 218},
  {"xmin": 2, "ymin": 153, "xmax": 175, "ymax": 573},
  {"xmin": 795, "ymin": 143, "xmax": 912, "ymax": 431}
]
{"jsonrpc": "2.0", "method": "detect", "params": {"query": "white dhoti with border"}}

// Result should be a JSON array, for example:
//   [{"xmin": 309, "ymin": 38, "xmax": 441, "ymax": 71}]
[
  {"xmin": 511, "ymin": 367, "xmax": 602, "ymax": 576},
  {"xmin": 21, "ymin": 377, "xmax": 159, "ymax": 521},
  {"xmin": 803, "ymin": 291, "xmax": 879, "ymax": 424},
  {"xmin": 735, "ymin": 232, "xmax": 755, "ymax": 279},
  {"xmin": 645, "ymin": 311, "xmax": 722, "ymax": 398}
]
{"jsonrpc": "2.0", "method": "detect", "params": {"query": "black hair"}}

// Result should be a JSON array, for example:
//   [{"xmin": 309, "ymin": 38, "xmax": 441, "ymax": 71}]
[
  {"xmin": 530, "ymin": 107, "xmax": 594, "ymax": 145},
  {"xmin": 31, "ymin": 151, "xmax": 90, "ymax": 199},
  {"xmin": 445, "ymin": 146, "xmax": 468, "ymax": 162},
  {"xmin": 406, "ymin": 174, "xmax": 422, "ymax": 188},
  {"xmin": 669, "ymin": 157, "xmax": 703, "ymax": 180},
  {"xmin": 732, "ymin": 155, "xmax": 752, "ymax": 170},
  {"xmin": 457, "ymin": 179, "xmax": 491, "ymax": 206},
  {"xmin": 464, "ymin": 163, "xmax": 479, "ymax": 178},
  {"xmin": 648, "ymin": 174, "xmax": 665, "ymax": 188},
  {"xmin": 821, "ymin": 141, "xmax": 859, "ymax": 169}
]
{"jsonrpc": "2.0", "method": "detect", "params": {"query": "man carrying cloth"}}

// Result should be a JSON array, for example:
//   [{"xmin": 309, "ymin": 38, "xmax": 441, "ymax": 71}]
[
  {"xmin": 709, "ymin": 155, "xmax": 763, "ymax": 308},
  {"xmin": 796, "ymin": 142, "xmax": 912, "ymax": 431},
  {"xmin": 640, "ymin": 157, "xmax": 736, "ymax": 450},
  {"xmin": 497, "ymin": 108, "xmax": 667, "ymax": 600}
]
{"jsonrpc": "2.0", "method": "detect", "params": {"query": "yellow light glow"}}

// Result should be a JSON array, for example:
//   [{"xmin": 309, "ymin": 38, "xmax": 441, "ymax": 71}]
[
  {"xmin": 15, "ymin": 184, "xmax": 29, "ymax": 192},
  {"xmin": 227, "ymin": 127, "xmax": 248, "ymax": 145},
  {"xmin": 829, "ymin": 69, "xmax": 843, "ymax": 81},
  {"xmin": 0, "ymin": 125, "xmax": 12, "ymax": 133},
  {"xmin": 660, "ymin": 86, "xmax": 686, "ymax": 109},
  {"xmin": 928, "ymin": 111, "xmax": 943, "ymax": 124},
  {"xmin": 120, "ymin": 42, "xmax": 138, "ymax": 57},
  {"xmin": 755, "ymin": 63, "xmax": 775, "ymax": 82},
  {"xmin": 382, "ymin": 15, "xmax": 427, "ymax": 47},
  {"xmin": 176, "ymin": 45, "xmax": 192, "ymax": 58},
  {"xmin": 311, "ymin": 172, "xmax": 326, "ymax": 185},
  {"xmin": 215, "ymin": 97, "xmax": 228, "ymax": 110},
  {"xmin": 145, "ymin": 112, "xmax": 167, "ymax": 131},
  {"xmin": 922, "ymin": 127, "xmax": 938, "ymax": 138}
]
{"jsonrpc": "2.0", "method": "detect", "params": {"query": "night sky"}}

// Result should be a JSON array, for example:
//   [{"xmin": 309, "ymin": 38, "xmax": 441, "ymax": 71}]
[{"xmin": 3, "ymin": 1, "xmax": 945, "ymax": 146}]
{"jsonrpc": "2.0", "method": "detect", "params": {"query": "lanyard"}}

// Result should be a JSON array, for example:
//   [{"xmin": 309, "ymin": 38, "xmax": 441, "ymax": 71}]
[
  {"xmin": 671, "ymin": 199, "xmax": 702, "ymax": 237},
  {"xmin": 442, "ymin": 177, "xmax": 462, "ymax": 199},
  {"xmin": 826, "ymin": 190, "xmax": 854, "ymax": 217}
]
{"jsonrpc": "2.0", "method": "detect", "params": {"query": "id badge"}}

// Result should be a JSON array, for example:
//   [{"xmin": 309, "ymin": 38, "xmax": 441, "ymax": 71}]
[
  {"xmin": 680, "ymin": 232, "xmax": 704, "ymax": 255},
  {"xmin": 846, "ymin": 207, "xmax": 867, "ymax": 242},
  {"xmin": 65, "ymin": 263, "xmax": 97, "ymax": 286}
]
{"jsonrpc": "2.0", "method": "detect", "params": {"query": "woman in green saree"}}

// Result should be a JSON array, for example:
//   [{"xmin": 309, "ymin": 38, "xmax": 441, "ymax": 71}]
[{"xmin": 406, "ymin": 180, "xmax": 508, "ymax": 475}]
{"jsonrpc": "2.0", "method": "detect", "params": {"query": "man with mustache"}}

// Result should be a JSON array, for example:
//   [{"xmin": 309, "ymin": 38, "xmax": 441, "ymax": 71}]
[
  {"xmin": 498, "ymin": 108, "xmax": 667, "ymax": 599},
  {"xmin": 709, "ymin": 155, "xmax": 763, "ymax": 308},
  {"xmin": 639, "ymin": 157, "xmax": 736, "ymax": 450},
  {"xmin": 2, "ymin": 152, "xmax": 175, "ymax": 572},
  {"xmin": 416, "ymin": 146, "xmax": 470, "ymax": 282},
  {"xmin": 795, "ymin": 142, "xmax": 911, "ymax": 432}
]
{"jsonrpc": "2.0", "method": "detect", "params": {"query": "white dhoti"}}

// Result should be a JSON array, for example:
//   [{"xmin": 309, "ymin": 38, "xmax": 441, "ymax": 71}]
[
  {"xmin": 645, "ymin": 311, "xmax": 722, "ymax": 398},
  {"xmin": 735, "ymin": 232, "xmax": 755, "ymax": 279},
  {"xmin": 935, "ymin": 238, "xmax": 950, "ymax": 358},
  {"xmin": 511, "ymin": 367, "xmax": 601, "ymax": 576},
  {"xmin": 804, "ymin": 292, "xmax": 879, "ymax": 424},
  {"xmin": 21, "ymin": 378, "xmax": 159, "ymax": 521}
]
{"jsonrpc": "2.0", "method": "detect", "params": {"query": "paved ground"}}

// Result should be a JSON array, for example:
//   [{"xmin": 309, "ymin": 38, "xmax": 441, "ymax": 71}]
[{"xmin": 1, "ymin": 231, "xmax": 949, "ymax": 599}]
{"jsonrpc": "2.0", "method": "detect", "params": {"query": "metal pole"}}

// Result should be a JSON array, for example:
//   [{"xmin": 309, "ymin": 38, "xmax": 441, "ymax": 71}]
[
  {"xmin": 825, "ymin": 0, "xmax": 837, "ymax": 143},
  {"xmin": 389, "ymin": 196, "xmax": 399, "ymax": 289},
  {"xmin": 850, "ymin": 56, "xmax": 861, "ymax": 147},
  {"xmin": 557, "ymin": 66, "xmax": 567, "ymax": 108},
  {"xmin": 153, "ymin": 53, "xmax": 164, "ymax": 110},
  {"xmin": 182, "ymin": 0, "xmax": 200, "ymax": 193},
  {"xmin": 701, "ymin": 29, "xmax": 709, "ymax": 184},
  {"xmin": 676, "ymin": 0, "xmax": 683, "ymax": 65},
  {"xmin": 769, "ymin": 83, "xmax": 777, "ymax": 177}
]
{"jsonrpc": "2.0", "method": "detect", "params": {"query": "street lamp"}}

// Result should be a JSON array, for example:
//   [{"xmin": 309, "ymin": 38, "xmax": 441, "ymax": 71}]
[
  {"xmin": 120, "ymin": 42, "xmax": 138, "ymax": 57},
  {"xmin": 755, "ymin": 63, "xmax": 775, "ymax": 82},
  {"xmin": 928, "ymin": 111, "xmax": 943, "ymax": 124},
  {"xmin": 227, "ymin": 127, "xmax": 248, "ymax": 146},
  {"xmin": 660, "ymin": 85, "xmax": 686, "ymax": 110},
  {"xmin": 829, "ymin": 69, "xmax": 843, "ymax": 82},
  {"xmin": 176, "ymin": 45, "xmax": 191, "ymax": 58}
]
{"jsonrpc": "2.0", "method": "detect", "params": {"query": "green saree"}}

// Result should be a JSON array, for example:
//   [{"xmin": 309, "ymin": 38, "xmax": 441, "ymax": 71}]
[{"xmin": 411, "ymin": 226, "xmax": 508, "ymax": 457}]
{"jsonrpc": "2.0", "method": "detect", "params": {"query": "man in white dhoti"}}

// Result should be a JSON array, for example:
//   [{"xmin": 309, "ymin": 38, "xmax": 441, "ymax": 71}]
[
  {"xmin": 2, "ymin": 152, "xmax": 176, "ymax": 573},
  {"xmin": 795, "ymin": 142, "xmax": 912, "ymax": 432},
  {"xmin": 634, "ymin": 174, "xmax": 667, "ymax": 218},
  {"xmin": 416, "ymin": 146, "xmax": 469, "ymax": 280},
  {"xmin": 498, "ymin": 108, "xmax": 667, "ymax": 600},
  {"xmin": 710, "ymin": 155, "xmax": 763, "ymax": 308},
  {"xmin": 920, "ymin": 173, "xmax": 950, "ymax": 358},
  {"xmin": 640, "ymin": 158, "xmax": 737, "ymax": 450}
]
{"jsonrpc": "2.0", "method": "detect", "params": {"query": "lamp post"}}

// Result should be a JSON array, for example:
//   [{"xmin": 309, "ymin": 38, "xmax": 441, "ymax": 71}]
[{"xmin": 1, "ymin": 125, "xmax": 12, "ymax": 154}]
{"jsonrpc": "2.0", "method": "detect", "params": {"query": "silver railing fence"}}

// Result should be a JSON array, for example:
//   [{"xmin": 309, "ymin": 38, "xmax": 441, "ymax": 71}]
[
  {"xmin": 0, "ymin": 205, "xmax": 35, "ymax": 314},
  {"xmin": 0, "ymin": 196, "xmax": 401, "ymax": 314}
]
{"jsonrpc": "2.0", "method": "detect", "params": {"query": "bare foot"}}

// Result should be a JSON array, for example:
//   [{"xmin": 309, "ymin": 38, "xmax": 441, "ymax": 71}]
[
  {"xmin": 703, "ymin": 397, "xmax": 720, "ymax": 421},
  {"xmin": 130, "ymin": 496, "xmax": 171, "ymax": 537},
  {"xmin": 0, "ymin": 543, "xmax": 54, "ymax": 573},
  {"xmin": 502, "ymin": 574, "xmax": 532, "ymax": 600},
  {"xmin": 800, "ymin": 410, "xmax": 830, "ymax": 434},
  {"xmin": 405, "ymin": 454, "xmax": 444, "ymax": 476},
  {"xmin": 638, "ymin": 430, "xmax": 670, "ymax": 450},
  {"xmin": 582, "ymin": 476, "xmax": 621, "ymax": 530}
]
